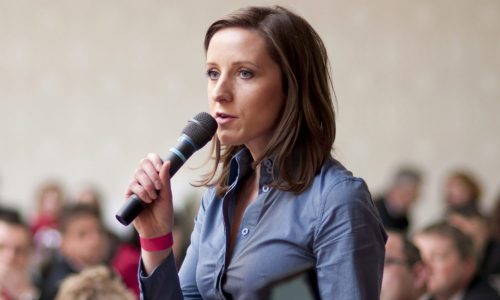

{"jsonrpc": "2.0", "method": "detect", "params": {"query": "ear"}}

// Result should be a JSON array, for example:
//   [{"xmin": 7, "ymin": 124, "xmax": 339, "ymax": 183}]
[{"xmin": 412, "ymin": 262, "xmax": 429, "ymax": 292}]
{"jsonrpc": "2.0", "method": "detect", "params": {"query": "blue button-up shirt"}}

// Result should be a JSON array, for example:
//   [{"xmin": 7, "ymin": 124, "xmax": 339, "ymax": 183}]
[{"xmin": 140, "ymin": 148, "xmax": 387, "ymax": 299}]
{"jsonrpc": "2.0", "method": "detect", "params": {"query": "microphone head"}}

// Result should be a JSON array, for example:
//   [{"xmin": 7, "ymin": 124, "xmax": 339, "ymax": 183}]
[{"xmin": 182, "ymin": 112, "xmax": 218, "ymax": 149}]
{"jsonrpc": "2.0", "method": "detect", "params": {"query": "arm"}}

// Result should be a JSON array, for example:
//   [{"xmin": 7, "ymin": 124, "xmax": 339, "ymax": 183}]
[
  {"xmin": 313, "ymin": 178, "xmax": 387, "ymax": 300},
  {"xmin": 138, "ymin": 189, "xmax": 210, "ymax": 300},
  {"xmin": 124, "ymin": 154, "xmax": 199, "ymax": 299}
]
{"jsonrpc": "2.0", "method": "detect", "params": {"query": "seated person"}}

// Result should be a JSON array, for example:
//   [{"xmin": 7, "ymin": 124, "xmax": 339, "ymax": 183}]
[
  {"xmin": 39, "ymin": 204, "xmax": 107, "ymax": 300},
  {"xmin": 0, "ymin": 210, "xmax": 39, "ymax": 300},
  {"xmin": 374, "ymin": 167, "xmax": 422, "ymax": 232},
  {"xmin": 413, "ymin": 221, "xmax": 500, "ymax": 300},
  {"xmin": 381, "ymin": 230, "xmax": 427, "ymax": 300},
  {"xmin": 447, "ymin": 206, "xmax": 500, "ymax": 279}
]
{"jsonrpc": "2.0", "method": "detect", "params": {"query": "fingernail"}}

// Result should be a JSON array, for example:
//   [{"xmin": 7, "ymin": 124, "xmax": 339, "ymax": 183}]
[{"xmin": 155, "ymin": 181, "xmax": 161, "ymax": 190}]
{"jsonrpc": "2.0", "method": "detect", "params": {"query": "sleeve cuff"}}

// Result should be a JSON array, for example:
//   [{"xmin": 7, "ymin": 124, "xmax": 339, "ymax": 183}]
[{"xmin": 138, "ymin": 252, "xmax": 183, "ymax": 299}]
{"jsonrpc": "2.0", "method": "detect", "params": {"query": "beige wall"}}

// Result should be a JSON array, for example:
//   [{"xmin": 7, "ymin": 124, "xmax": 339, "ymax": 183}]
[{"xmin": 1, "ymin": 0, "xmax": 499, "ymax": 233}]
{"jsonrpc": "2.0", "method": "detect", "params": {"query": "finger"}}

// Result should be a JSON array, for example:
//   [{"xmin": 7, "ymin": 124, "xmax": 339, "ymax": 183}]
[
  {"xmin": 140, "ymin": 159, "xmax": 162, "ymax": 190},
  {"xmin": 158, "ymin": 161, "xmax": 172, "ymax": 191},
  {"xmin": 128, "ymin": 181, "xmax": 153, "ymax": 203},
  {"xmin": 124, "ymin": 179, "xmax": 137, "ymax": 198},
  {"xmin": 134, "ymin": 169, "xmax": 158, "ymax": 200},
  {"xmin": 146, "ymin": 153, "xmax": 164, "ymax": 172}
]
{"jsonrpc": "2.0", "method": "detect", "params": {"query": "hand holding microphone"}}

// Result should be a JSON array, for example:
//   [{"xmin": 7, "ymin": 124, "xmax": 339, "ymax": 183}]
[{"xmin": 116, "ymin": 112, "xmax": 217, "ymax": 237}]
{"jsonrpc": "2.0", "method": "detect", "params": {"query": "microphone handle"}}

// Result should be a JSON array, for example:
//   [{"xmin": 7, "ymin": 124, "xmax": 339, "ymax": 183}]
[{"xmin": 115, "ymin": 136, "xmax": 196, "ymax": 226}]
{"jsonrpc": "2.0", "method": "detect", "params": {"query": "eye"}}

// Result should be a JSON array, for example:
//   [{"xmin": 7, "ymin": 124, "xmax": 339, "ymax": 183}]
[
  {"xmin": 239, "ymin": 69, "xmax": 254, "ymax": 79},
  {"xmin": 206, "ymin": 69, "xmax": 220, "ymax": 80}
]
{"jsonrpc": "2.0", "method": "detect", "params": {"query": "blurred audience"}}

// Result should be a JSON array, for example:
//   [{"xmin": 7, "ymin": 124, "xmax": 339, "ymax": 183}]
[
  {"xmin": 381, "ymin": 230, "xmax": 427, "ymax": 300},
  {"xmin": 0, "ymin": 209, "xmax": 39, "ymax": 300},
  {"xmin": 39, "ymin": 204, "xmax": 107, "ymax": 300},
  {"xmin": 31, "ymin": 181, "xmax": 65, "ymax": 236},
  {"xmin": 73, "ymin": 184, "xmax": 120, "ymax": 265},
  {"xmin": 444, "ymin": 171, "xmax": 481, "ymax": 213},
  {"xmin": 374, "ymin": 166, "xmax": 422, "ymax": 232},
  {"xmin": 110, "ymin": 231, "xmax": 140, "ymax": 298},
  {"xmin": 30, "ymin": 182, "xmax": 65, "ymax": 271},
  {"xmin": 55, "ymin": 266, "xmax": 135, "ymax": 300},
  {"xmin": 447, "ymin": 206, "xmax": 500, "ymax": 286},
  {"xmin": 413, "ymin": 221, "xmax": 500, "ymax": 300}
]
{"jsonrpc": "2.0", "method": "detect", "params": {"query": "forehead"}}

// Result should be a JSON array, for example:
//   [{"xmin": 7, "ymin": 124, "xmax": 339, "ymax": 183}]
[
  {"xmin": 414, "ymin": 233, "xmax": 455, "ymax": 254},
  {"xmin": 0, "ymin": 222, "xmax": 31, "ymax": 245},
  {"xmin": 64, "ymin": 214, "xmax": 100, "ymax": 232},
  {"xmin": 386, "ymin": 233, "xmax": 404, "ymax": 256},
  {"xmin": 206, "ymin": 27, "xmax": 269, "ymax": 63}
]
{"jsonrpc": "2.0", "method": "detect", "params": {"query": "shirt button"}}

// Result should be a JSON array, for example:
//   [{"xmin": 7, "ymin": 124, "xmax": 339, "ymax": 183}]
[
  {"xmin": 262, "ymin": 185, "xmax": 270, "ymax": 192},
  {"xmin": 264, "ymin": 159, "xmax": 272, "ymax": 167},
  {"xmin": 266, "ymin": 167, "xmax": 273, "ymax": 174},
  {"xmin": 241, "ymin": 228, "xmax": 249, "ymax": 236}
]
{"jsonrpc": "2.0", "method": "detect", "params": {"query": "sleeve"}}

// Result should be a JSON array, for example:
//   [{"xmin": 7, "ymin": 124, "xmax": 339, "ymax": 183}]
[
  {"xmin": 138, "ymin": 193, "xmax": 211, "ymax": 300},
  {"xmin": 313, "ymin": 178, "xmax": 387, "ymax": 300}
]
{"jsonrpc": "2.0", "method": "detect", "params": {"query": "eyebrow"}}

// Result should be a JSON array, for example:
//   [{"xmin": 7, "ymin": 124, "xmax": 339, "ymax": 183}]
[{"xmin": 206, "ymin": 60, "xmax": 261, "ymax": 70}]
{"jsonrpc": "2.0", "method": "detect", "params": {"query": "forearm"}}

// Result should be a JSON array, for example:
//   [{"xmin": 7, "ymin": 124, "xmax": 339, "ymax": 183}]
[{"xmin": 142, "ymin": 248, "xmax": 172, "ymax": 275}]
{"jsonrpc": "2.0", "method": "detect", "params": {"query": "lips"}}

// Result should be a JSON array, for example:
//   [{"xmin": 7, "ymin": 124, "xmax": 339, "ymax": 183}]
[{"xmin": 215, "ymin": 112, "xmax": 236, "ymax": 125}]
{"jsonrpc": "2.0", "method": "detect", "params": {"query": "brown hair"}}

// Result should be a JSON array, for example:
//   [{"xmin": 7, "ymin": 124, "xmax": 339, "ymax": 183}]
[
  {"xmin": 447, "ymin": 171, "xmax": 482, "ymax": 205},
  {"xmin": 55, "ymin": 266, "xmax": 135, "ymax": 300},
  {"xmin": 419, "ymin": 221, "xmax": 475, "ymax": 260},
  {"xmin": 59, "ymin": 204, "xmax": 102, "ymax": 234},
  {"xmin": 201, "ymin": 6, "xmax": 336, "ymax": 195}
]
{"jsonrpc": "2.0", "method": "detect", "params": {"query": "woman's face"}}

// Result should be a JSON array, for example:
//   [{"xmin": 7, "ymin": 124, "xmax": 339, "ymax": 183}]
[{"xmin": 206, "ymin": 27, "xmax": 285, "ymax": 158}]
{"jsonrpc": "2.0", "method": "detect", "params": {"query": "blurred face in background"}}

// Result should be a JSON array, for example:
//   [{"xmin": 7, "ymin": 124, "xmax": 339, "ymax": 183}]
[
  {"xmin": 61, "ymin": 214, "xmax": 106, "ymax": 269},
  {"xmin": 388, "ymin": 182, "xmax": 420, "ymax": 214},
  {"xmin": 413, "ymin": 233, "xmax": 475, "ymax": 299},
  {"xmin": 381, "ymin": 232, "xmax": 426, "ymax": 300},
  {"xmin": 445, "ymin": 176, "xmax": 475, "ymax": 209},
  {"xmin": 0, "ymin": 221, "xmax": 32, "ymax": 273}
]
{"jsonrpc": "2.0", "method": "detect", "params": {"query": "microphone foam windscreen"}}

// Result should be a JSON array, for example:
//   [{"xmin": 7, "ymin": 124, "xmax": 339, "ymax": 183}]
[{"xmin": 183, "ymin": 112, "xmax": 218, "ymax": 149}]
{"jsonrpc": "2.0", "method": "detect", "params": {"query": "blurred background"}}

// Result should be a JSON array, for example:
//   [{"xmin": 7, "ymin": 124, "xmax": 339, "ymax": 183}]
[{"xmin": 1, "ymin": 0, "xmax": 499, "ymax": 236}]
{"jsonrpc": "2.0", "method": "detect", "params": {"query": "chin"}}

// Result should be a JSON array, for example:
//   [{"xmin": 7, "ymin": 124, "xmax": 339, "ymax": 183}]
[{"xmin": 217, "ymin": 135, "xmax": 242, "ymax": 147}]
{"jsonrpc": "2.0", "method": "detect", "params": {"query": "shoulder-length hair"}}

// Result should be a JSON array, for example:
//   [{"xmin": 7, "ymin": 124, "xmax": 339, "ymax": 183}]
[{"xmin": 200, "ymin": 6, "xmax": 336, "ymax": 196}]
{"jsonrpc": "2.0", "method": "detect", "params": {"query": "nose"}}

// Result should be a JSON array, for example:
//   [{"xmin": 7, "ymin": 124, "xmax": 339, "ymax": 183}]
[{"xmin": 210, "ymin": 74, "xmax": 233, "ymax": 103}]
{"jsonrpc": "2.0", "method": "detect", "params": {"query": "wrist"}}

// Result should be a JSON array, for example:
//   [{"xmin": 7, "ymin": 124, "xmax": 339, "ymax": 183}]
[{"xmin": 140, "ymin": 232, "xmax": 174, "ymax": 252}]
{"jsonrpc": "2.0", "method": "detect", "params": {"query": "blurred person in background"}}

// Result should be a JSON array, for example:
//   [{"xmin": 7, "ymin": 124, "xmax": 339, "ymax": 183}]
[
  {"xmin": 381, "ymin": 230, "xmax": 427, "ymax": 300},
  {"xmin": 74, "ymin": 184, "xmax": 120, "ymax": 264},
  {"xmin": 374, "ymin": 166, "xmax": 422, "ymax": 232},
  {"xmin": 39, "ymin": 204, "xmax": 107, "ymax": 300},
  {"xmin": 447, "ymin": 206, "xmax": 500, "ymax": 289},
  {"xmin": 55, "ymin": 266, "xmax": 135, "ymax": 300},
  {"xmin": 413, "ymin": 221, "xmax": 500, "ymax": 300},
  {"xmin": 0, "ymin": 209, "xmax": 39, "ymax": 300},
  {"xmin": 30, "ymin": 181, "xmax": 65, "ymax": 271},
  {"xmin": 444, "ymin": 171, "xmax": 481, "ymax": 213}
]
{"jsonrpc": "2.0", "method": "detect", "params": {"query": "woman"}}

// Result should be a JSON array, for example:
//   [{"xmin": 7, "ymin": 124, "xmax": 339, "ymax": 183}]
[{"xmin": 125, "ymin": 6, "xmax": 386, "ymax": 299}]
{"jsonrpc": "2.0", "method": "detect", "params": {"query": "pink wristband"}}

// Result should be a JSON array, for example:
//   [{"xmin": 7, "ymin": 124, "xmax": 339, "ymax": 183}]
[{"xmin": 140, "ymin": 232, "xmax": 174, "ymax": 251}]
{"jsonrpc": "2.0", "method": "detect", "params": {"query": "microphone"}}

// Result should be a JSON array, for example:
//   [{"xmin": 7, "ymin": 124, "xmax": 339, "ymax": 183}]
[{"xmin": 115, "ymin": 112, "xmax": 218, "ymax": 226}]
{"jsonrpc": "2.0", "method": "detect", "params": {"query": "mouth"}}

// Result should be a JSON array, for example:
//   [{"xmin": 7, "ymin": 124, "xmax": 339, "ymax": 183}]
[
  {"xmin": 215, "ymin": 112, "xmax": 235, "ymax": 118},
  {"xmin": 215, "ymin": 112, "xmax": 236, "ymax": 124}
]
